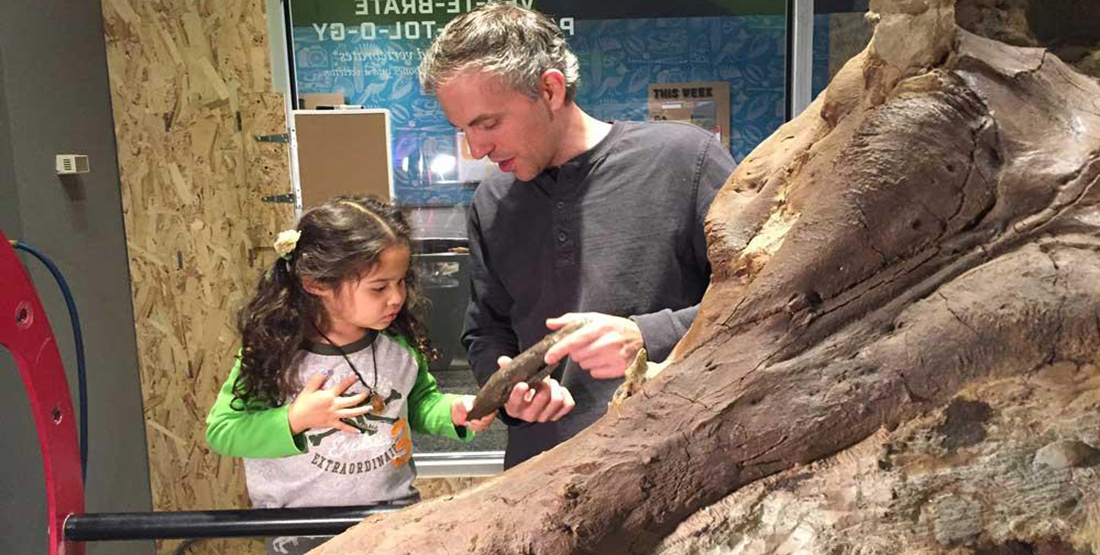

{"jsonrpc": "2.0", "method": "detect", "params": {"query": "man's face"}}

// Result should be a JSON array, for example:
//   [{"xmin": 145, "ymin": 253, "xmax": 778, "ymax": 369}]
[{"xmin": 437, "ymin": 70, "xmax": 561, "ymax": 182}]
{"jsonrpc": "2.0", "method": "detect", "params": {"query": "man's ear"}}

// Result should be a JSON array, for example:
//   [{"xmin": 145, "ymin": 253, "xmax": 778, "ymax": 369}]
[{"xmin": 540, "ymin": 69, "xmax": 567, "ymax": 110}]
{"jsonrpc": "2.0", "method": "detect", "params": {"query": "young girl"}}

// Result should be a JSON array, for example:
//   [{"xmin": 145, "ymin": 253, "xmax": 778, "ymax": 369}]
[{"xmin": 206, "ymin": 195, "xmax": 493, "ymax": 555}]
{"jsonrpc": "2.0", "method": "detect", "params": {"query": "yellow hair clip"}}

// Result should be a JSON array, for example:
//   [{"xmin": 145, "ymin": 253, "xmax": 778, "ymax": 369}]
[{"xmin": 273, "ymin": 229, "xmax": 301, "ymax": 259}]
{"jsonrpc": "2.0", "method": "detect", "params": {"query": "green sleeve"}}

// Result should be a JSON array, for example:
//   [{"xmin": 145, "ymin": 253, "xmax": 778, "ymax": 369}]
[
  {"xmin": 392, "ymin": 335, "xmax": 474, "ymax": 442},
  {"xmin": 205, "ymin": 356, "xmax": 308, "ymax": 458}
]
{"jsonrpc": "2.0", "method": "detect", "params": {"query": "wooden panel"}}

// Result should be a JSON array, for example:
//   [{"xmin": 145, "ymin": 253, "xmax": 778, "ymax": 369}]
[
  {"xmin": 293, "ymin": 110, "xmax": 393, "ymax": 207},
  {"xmin": 100, "ymin": 0, "xmax": 292, "ymax": 553}
]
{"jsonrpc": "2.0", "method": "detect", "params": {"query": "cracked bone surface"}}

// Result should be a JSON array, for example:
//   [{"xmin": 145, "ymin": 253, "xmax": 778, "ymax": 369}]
[{"xmin": 311, "ymin": 0, "xmax": 1100, "ymax": 553}]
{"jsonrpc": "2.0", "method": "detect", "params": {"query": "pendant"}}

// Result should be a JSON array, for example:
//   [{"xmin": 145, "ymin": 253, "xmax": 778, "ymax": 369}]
[{"xmin": 366, "ymin": 391, "xmax": 387, "ymax": 414}]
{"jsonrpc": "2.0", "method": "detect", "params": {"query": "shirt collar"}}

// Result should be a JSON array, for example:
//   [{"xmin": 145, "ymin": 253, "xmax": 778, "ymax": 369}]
[
  {"xmin": 533, "ymin": 120, "xmax": 624, "ymax": 189},
  {"xmin": 301, "ymin": 329, "xmax": 378, "ymax": 356}
]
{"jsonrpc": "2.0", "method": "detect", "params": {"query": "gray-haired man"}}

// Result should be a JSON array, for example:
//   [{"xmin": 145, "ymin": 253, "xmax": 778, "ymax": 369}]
[{"xmin": 419, "ymin": 2, "xmax": 736, "ymax": 468}]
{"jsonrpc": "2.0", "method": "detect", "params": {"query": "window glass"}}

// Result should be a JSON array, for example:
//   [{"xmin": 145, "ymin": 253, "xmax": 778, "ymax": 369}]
[
  {"xmin": 286, "ymin": 0, "xmax": 807, "ymax": 454},
  {"xmin": 813, "ymin": 0, "xmax": 873, "ymax": 96},
  {"xmin": 289, "ymin": 2, "xmax": 797, "ymax": 207}
]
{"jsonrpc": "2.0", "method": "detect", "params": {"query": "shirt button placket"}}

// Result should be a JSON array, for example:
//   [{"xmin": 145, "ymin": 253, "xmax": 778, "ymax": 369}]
[{"xmin": 553, "ymin": 197, "xmax": 574, "ymax": 268}]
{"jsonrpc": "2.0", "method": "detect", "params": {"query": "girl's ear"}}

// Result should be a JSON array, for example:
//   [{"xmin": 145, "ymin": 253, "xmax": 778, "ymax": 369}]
[{"xmin": 301, "ymin": 278, "xmax": 329, "ymax": 297}]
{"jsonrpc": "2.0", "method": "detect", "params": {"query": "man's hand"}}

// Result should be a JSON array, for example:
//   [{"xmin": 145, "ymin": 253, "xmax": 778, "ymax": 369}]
[
  {"xmin": 543, "ymin": 312, "xmax": 644, "ymax": 379},
  {"xmin": 451, "ymin": 395, "xmax": 496, "ymax": 432},
  {"xmin": 498, "ymin": 355, "xmax": 575, "ymax": 422},
  {"xmin": 287, "ymin": 373, "xmax": 374, "ymax": 435}
]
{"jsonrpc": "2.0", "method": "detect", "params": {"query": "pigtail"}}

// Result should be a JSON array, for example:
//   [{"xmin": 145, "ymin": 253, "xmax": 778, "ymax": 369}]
[{"xmin": 233, "ymin": 256, "xmax": 316, "ymax": 408}]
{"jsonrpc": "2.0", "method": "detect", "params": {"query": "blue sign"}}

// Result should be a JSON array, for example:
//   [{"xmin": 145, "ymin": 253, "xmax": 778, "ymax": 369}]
[{"xmin": 293, "ymin": 8, "xmax": 829, "ymax": 205}]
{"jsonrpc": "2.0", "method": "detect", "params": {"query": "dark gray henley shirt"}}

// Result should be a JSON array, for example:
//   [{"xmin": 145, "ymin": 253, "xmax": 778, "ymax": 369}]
[{"xmin": 462, "ymin": 120, "xmax": 736, "ymax": 467}]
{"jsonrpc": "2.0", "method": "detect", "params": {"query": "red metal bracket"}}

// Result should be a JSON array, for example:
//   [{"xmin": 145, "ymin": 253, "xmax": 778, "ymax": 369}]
[{"xmin": 0, "ymin": 232, "xmax": 85, "ymax": 555}]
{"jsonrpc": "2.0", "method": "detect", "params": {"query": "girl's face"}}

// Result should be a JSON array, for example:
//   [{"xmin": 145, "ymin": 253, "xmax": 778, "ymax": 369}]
[{"xmin": 315, "ymin": 243, "xmax": 410, "ymax": 343}]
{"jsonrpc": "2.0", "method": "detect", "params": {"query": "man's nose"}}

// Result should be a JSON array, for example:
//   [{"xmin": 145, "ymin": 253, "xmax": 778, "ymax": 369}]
[{"xmin": 466, "ymin": 134, "xmax": 492, "ymax": 160}]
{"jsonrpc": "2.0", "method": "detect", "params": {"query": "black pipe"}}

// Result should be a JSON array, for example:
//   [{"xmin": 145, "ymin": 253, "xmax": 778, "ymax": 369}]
[{"xmin": 64, "ymin": 505, "xmax": 409, "ymax": 541}]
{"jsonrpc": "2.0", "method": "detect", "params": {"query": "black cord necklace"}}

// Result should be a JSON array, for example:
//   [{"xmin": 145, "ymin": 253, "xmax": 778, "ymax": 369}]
[{"xmin": 311, "ymin": 322, "xmax": 381, "ymax": 404}]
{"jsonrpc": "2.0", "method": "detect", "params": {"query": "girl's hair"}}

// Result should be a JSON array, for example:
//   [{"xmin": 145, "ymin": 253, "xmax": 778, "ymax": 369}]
[{"xmin": 233, "ymin": 195, "xmax": 433, "ymax": 408}]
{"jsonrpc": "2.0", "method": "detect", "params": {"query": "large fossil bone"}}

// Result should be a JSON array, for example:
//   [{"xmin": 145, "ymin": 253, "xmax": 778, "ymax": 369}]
[{"xmin": 313, "ymin": 1, "xmax": 1100, "ymax": 553}]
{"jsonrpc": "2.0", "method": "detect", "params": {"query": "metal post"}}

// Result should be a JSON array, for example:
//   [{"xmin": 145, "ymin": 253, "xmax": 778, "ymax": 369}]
[{"xmin": 788, "ymin": 0, "xmax": 816, "ymax": 120}]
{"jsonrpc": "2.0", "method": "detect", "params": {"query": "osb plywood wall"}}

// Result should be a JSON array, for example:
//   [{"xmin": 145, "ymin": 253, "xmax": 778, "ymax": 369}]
[{"xmin": 100, "ymin": 0, "xmax": 292, "ymax": 552}]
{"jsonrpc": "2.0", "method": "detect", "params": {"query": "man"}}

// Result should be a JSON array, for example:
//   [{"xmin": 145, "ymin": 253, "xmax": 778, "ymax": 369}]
[{"xmin": 419, "ymin": 3, "xmax": 736, "ymax": 468}]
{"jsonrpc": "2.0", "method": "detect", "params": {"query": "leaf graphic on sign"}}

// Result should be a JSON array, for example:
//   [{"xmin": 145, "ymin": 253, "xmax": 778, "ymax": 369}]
[
  {"xmin": 628, "ymin": 69, "xmax": 650, "ymax": 94},
  {"xmin": 391, "ymin": 77, "xmax": 413, "ymax": 100}
]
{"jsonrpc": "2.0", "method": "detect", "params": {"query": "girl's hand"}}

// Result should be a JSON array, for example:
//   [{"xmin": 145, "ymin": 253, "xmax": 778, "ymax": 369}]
[
  {"xmin": 287, "ymin": 373, "xmax": 373, "ymax": 434},
  {"xmin": 451, "ymin": 395, "xmax": 495, "ymax": 433}
]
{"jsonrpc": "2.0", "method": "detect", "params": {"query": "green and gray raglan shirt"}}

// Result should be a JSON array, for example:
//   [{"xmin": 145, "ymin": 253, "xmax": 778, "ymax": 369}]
[{"xmin": 206, "ymin": 332, "xmax": 471, "ymax": 508}]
